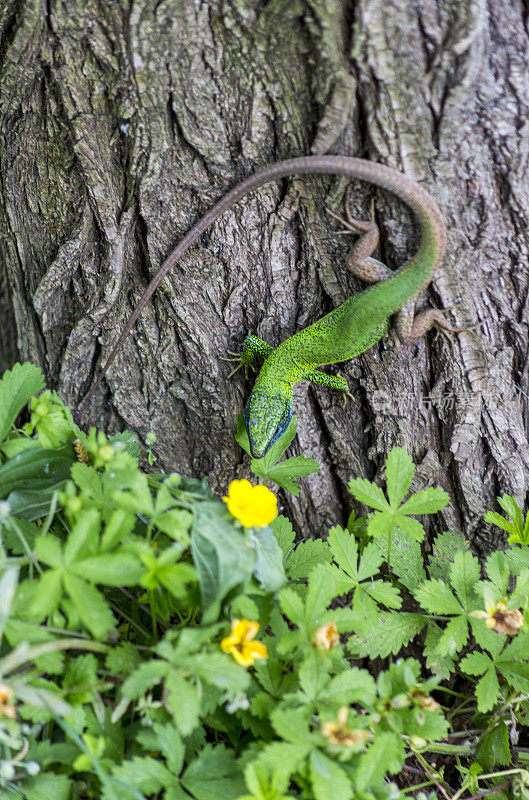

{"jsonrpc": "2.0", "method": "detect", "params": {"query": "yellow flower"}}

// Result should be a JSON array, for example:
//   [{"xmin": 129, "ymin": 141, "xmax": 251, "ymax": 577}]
[
  {"xmin": 223, "ymin": 479, "xmax": 278, "ymax": 528},
  {"xmin": 0, "ymin": 683, "xmax": 15, "ymax": 719},
  {"xmin": 475, "ymin": 600, "xmax": 524, "ymax": 636},
  {"xmin": 321, "ymin": 706, "xmax": 368, "ymax": 748},
  {"xmin": 221, "ymin": 619, "xmax": 268, "ymax": 667},
  {"xmin": 313, "ymin": 621, "xmax": 340, "ymax": 651}
]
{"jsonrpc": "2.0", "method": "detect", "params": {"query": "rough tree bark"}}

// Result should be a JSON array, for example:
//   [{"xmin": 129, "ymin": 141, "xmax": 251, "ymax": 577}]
[{"xmin": 1, "ymin": 0, "xmax": 528, "ymax": 547}]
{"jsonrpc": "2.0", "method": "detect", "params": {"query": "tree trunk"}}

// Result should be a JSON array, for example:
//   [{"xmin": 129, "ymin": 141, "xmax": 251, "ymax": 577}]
[{"xmin": 1, "ymin": 0, "xmax": 527, "ymax": 546}]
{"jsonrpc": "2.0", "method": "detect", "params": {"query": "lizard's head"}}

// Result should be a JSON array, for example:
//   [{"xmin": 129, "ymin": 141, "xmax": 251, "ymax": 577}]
[{"xmin": 244, "ymin": 390, "xmax": 293, "ymax": 459}]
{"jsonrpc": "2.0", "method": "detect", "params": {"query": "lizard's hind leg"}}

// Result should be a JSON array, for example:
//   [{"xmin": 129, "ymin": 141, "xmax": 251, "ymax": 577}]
[
  {"xmin": 304, "ymin": 370, "xmax": 354, "ymax": 406},
  {"xmin": 328, "ymin": 189, "xmax": 395, "ymax": 285}
]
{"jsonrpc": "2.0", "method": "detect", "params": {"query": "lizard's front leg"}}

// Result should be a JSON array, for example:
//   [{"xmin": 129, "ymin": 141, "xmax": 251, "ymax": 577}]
[
  {"xmin": 221, "ymin": 334, "xmax": 274, "ymax": 378},
  {"xmin": 304, "ymin": 369, "xmax": 354, "ymax": 406}
]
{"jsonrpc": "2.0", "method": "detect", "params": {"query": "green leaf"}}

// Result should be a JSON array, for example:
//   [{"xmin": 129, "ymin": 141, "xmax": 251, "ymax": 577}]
[
  {"xmin": 191, "ymin": 504, "xmax": 256, "ymax": 613},
  {"xmin": 305, "ymin": 564, "xmax": 341, "ymax": 624},
  {"xmin": 349, "ymin": 613, "xmax": 425, "ymax": 658},
  {"xmin": 64, "ymin": 509, "xmax": 101, "ymax": 563},
  {"xmin": 248, "ymin": 527, "xmax": 287, "ymax": 592},
  {"xmin": 0, "ymin": 362, "xmax": 44, "ymax": 444},
  {"xmin": 415, "ymin": 580, "xmax": 462, "ymax": 615},
  {"xmin": 310, "ymin": 750, "xmax": 352, "ymax": 800},
  {"xmin": 428, "ymin": 530, "xmax": 469, "ymax": 581},
  {"xmin": 398, "ymin": 488, "xmax": 449, "ymax": 515},
  {"xmin": 257, "ymin": 742, "xmax": 309, "ymax": 782},
  {"xmin": 366, "ymin": 511, "xmax": 396, "ymax": 539},
  {"xmin": 394, "ymin": 515, "xmax": 425, "ymax": 542},
  {"xmin": 449, "ymin": 551, "xmax": 481, "ymax": 608},
  {"xmin": 72, "ymin": 553, "xmax": 144, "ymax": 586},
  {"xmin": 6, "ymin": 486, "xmax": 64, "ymax": 521},
  {"xmin": 356, "ymin": 732, "xmax": 404, "ymax": 789},
  {"xmin": 377, "ymin": 529, "xmax": 425, "ymax": 591},
  {"xmin": 436, "ymin": 614, "xmax": 469, "ymax": 656},
  {"xmin": 28, "ymin": 569, "xmax": 63, "ymax": 621},
  {"xmin": 181, "ymin": 744, "xmax": 246, "ymax": 800},
  {"xmin": 325, "ymin": 668, "xmax": 377, "ymax": 706},
  {"xmin": 151, "ymin": 723, "xmax": 184, "ymax": 774},
  {"xmin": 121, "ymin": 660, "xmax": 169, "ymax": 699},
  {"xmin": 0, "ymin": 567, "xmax": 18, "ymax": 642},
  {"xmin": 328, "ymin": 526, "xmax": 358, "ymax": 579},
  {"xmin": 112, "ymin": 756, "xmax": 173, "ymax": 795},
  {"xmin": 348, "ymin": 478, "xmax": 389, "ymax": 512},
  {"xmin": 165, "ymin": 671, "xmax": 200, "ymax": 735},
  {"xmin": 356, "ymin": 541, "xmax": 383, "ymax": 580},
  {"xmin": 271, "ymin": 515, "xmax": 295, "ymax": 555},
  {"xmin": 0, "ymin": 446, "xmax": 74, "ymax": 499},
  {"xmin": 257, "ymin": 456, "xmax": 319, "ymax": 495},
  {"xmin": 286, "ymin": 538, "xmax": 331, "ymax": 579},
  {"xmin": 190, "ymin": 651, "xmax": 250, "ymax": 692},
  {"xmin": 484, "ymin": 511, "xmax": 516, "ymax": 537},
  {"xmin": 279, "ymin": 587, "xmax": 305, "ymax": 626},
  {"xmin": 12, "ymin": 773, "xmax": 71, "ymax": 800},
  {"xmin": 385, "ymin": 447, "xmax": 414, "ymax": 507},
  {"xmin": 476, "ymin": 722, "xmax": 511, "ymax": 770},
  {"xmin": 475, "ymin": 665, "xmax": 501, "ymax": 713},
  {"xmin": 366, "ymin": 580, "xmax": 402, "ymax": 609},
  {"xmin": 63, "ymin": 573, "xmax": 116, "ymax": 639},
  {"xmin": 270, "ymin": 707, "xmax": 311, "ymax": 744}
]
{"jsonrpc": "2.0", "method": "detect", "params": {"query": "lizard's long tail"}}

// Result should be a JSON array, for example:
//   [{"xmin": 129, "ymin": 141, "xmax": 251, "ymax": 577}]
[{"xmin": 80, "ymin": 155, "xmax": 445, "ymax": 411}]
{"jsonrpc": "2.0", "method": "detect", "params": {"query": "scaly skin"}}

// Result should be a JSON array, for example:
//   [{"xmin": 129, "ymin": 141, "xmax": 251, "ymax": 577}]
[{"xmin": 80, "ymin": 156, "xmax": 454, "ymax": 458}]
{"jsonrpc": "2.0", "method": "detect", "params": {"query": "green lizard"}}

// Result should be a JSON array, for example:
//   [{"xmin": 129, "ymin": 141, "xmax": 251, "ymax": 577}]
[{"xmin": 81, "ymin": 155, "xmax": 464, "ymax": 458}]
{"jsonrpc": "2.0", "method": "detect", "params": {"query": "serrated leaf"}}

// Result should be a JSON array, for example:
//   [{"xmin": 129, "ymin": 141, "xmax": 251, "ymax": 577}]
[
  {"xmin": 357, "ymin": 541, "xmax": 384, "ymax": 580},
  {"xmin": 279, "ymin": 587, "xmax": 306, "ymax": 626},
  {"xmin": 305, "ymin": 564, "xmax": 341, "ymax": 623},
  {"xmin": 112, "ymin": 755, "xmax": 172, "ymax": 794},
  {"xmin": 460, "ymin": 651, "xmax": 491, "ymax": 676},
  {"xmin": 121, "ymin": 660, "xmax": 168, "ymax": 699},
  {"xmin": 271, "ymin": 707, "xmax": 311, "ymax": 744},
  {"xmin": 436, "ymin": 614, "xmax": 468, "ymax": 656},
  {"xmin": 62, "ymin": 573, "xmax": 115, "ymax": 639},
  {"xmin": 348, "ymin": 478, "xmax": 389, "ymax": 511},
  {"xmin": 424, "ymin": 622, "xmax": 455, "ymax": 679},
  {"xmin": 386, "ymin": 447, "xmax": 414, "ymax": 507},
  {"xmin": 395, "ymin": 515, "xmax": 425, "ymax": 542},
  {"xmin": 349, "ymin": 613, "xmax": 425, "ymax": 658},
  {"xmin": 429, "ymin": 530, "xmax": 469, "ymax": 581},
  {"xmin": 325, "ymin": 667, "xmax": 377, "ymax": 706},
  {"xmin": 165, "ymin": 671, "xmax": 200, "ymax": 735},
  {"xmin": 310, "ymin": 750, "xmax": 352, "ymax": 800},
  {"xmin": 271, "ymin": 515, "xmax": 295, "ymax": 554},
  {"xmin": 377, "ymin": 529, "xmax": 425, "ymax": 591},
  {"xmin": 398, "ymin": 488, "xmax": 449, "ymax": 515},
  {"xmin": 72, "ymin": 553, "xmax": 143, "ymax": 586},
  {"xmin": 449, "ymin": 550, "xmax": 481, "ymax": 608},
  {"xmin": 477, "ymin": 721, "xmax": 511, "ymax": 770},
  {"xmin": 0, "ymin": 363, "xmax": 44, "ymax": 444},
  {"xmin": 366, "ymin": 511, "xmax": 396, "ymax": 539},
  {"xmin": 366, "ymin": 580, "xmax": 402, "ymax": 609},
  {"xmin": 356, "ymin": 731, "xmax": 404, "ymax": 790},
  {"xmin": 484, "ymin": 511, "xmax": 515, "ymax": 537},
  {"xmin": 415, "ymin": 580, "xmax": 462, "ymax": 615},
  {"xmin": 286, "ymin": 538, "xmax": 331, "ymax": 579},
  {"xmin": 328, "ymin": 526, "xmax": 361, "ymax": 582},
  {"xmin": 181, "ymin": 744, "xmax": 246, "ymax": 800},
  {"xmin": 12, "ymin": 773, "xmax": 71, "ymax": 800}
]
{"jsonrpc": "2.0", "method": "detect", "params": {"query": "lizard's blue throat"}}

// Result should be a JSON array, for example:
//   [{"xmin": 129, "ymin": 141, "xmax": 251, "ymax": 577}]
[{"xmin": 244, "ymin": 392, "xmax": 293, "ymax": 459}]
